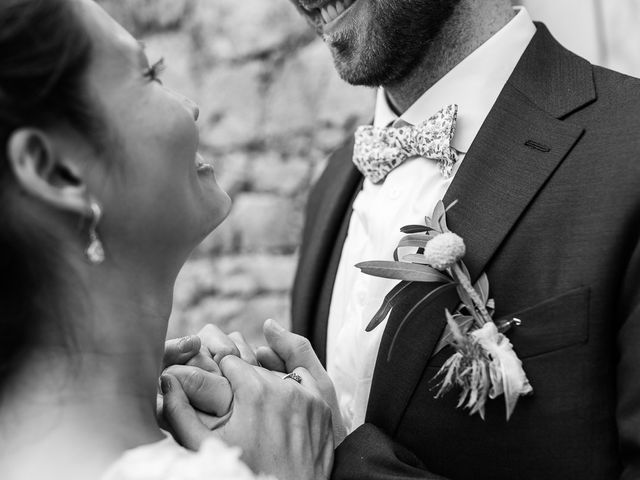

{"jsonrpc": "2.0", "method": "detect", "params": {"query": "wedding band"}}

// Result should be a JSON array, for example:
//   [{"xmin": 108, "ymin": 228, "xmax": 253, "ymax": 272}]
[{"xmin": 282, "ymin": 372, "xmax": 303, "ymax": 384}]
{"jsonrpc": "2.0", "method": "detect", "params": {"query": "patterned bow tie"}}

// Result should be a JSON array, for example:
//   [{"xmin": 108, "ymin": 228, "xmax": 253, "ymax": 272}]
[{"xmin": 353, "ymin": 104, "xmax": 459, "ymax": 184}]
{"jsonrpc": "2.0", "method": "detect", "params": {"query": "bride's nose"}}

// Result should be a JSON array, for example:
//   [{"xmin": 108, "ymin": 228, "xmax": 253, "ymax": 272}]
[
  {"xmin": 168, "ymin": 87, "xmax": 200, "ymax": 121},
  {"xmin": 184, "ymin": 96, "xmax": 199, "ymax": 121}
]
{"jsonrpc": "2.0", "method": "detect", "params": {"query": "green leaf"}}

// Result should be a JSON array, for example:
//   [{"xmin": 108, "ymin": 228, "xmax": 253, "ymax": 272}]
[
  {"xmin": 432, "ymin": 315, "xmax": 475, "ymax": 357},
  {"xmin": 356, "ymin": 261, "xmax": 452, "ymax": 283},
  {"xmin": 475, "ymin": 273, "xmax": 490, "ymax": 305},
  {"xmin": 432, "ymin": 201, "xmax": 446, "ymax": 232},
  {"xmin": 365, "ymin": 281, "xmax": 414, "ymax": 332},
  {"xmin": 401, "ymin": 254, "xmax": 431, "ymax": 265},
  {"xmin": 400, "ymin": 225, "xmax": 430, "ymax": 234},
  {"xmin": 455, "ymin": 261, "xmax": 483, "ymax": 323},
  {"xmin": 456, "ymin": 284, "xmax": 476, "ymax": 314},
  {"xmin": 424, "ymin": 215, "xmax": 435, "ymax": 230},
  {"xmin": 387, "ymin": 282, "xmax": 460, "ymax": 361},
  {"xmin": 398, "ymin": 234, "xmax": 434, "ymax": 249},
  {"xmin": 445, "ymin": 199, "xmax": 459, "ymax": 213}
]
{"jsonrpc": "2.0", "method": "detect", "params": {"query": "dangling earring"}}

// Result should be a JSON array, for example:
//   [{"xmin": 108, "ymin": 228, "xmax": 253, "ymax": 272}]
[{"xmin": 85, "ymin": 201, "xmax": 105, "ymax": 265}]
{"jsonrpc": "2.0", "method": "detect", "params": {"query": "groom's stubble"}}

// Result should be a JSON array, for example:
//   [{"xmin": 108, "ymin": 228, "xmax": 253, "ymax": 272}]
[{"xmin": 305, "ymin": 0, "xmax": 462, "ymax": 88}]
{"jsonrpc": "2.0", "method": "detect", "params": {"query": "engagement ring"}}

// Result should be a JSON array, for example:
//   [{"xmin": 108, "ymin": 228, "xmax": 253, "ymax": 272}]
[{"xmin": 282, "ymin": 372, "xmax": 303, "ymax": 384}]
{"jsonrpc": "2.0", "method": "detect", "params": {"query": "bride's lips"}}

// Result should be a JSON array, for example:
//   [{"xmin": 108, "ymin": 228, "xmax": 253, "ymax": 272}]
[
  {"xmin": 195, "ymin": 152, "xmax": 215, "ymax": 176},
  {"xmin": 298, "ymin": 0, "xmax": 360, "ymax": 32}
]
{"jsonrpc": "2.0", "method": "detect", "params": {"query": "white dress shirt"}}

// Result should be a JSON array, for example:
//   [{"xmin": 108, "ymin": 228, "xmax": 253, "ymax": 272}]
[{"xmin": 325, "ymin": 7, "xmax": 536, "ymax": 434}]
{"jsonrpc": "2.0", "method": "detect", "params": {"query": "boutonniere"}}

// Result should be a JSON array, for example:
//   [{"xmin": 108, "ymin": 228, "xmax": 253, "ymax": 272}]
[{"xmin": 356, "ymin": 200, "xmax": 532, "ymax": 420}]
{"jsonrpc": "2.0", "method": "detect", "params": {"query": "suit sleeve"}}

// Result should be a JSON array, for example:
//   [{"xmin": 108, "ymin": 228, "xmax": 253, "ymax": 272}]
[
  {"xmin": 617, "ymin": 233, "xmax": 640, "ymax": 480},
  {"xmin": 331, "ymin": 423, "xmax": 449, "ymax": 480}
]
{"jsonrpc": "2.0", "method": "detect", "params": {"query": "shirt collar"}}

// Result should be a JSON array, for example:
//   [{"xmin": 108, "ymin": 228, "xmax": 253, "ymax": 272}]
[{"xmin": 373, "ymin": 7, "xmax": 536, "ymax": 154}]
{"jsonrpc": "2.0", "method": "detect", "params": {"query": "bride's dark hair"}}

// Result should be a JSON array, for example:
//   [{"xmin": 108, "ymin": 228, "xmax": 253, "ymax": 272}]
[{"xmin": 0, "ymin": 0, "xmax": 96, "ymax": 393}]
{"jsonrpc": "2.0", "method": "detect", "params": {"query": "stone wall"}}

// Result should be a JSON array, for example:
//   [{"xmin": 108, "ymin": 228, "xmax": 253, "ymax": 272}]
[{"xmin": 97, "ymin": 0, "xmax": 375, "ymax": 345}]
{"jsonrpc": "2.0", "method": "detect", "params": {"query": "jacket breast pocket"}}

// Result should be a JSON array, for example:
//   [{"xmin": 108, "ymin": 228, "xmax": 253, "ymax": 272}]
[
  {"xmin": 428, "ymin": 286, "xmax": 591, "ymax": 367},
  {"xmin": 505, "ymin": 286, "xmax": 590, "ymax": 359}
]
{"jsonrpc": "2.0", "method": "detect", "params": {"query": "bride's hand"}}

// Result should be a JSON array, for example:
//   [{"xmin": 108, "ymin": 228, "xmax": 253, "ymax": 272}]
[
  {"xmin": 163, "ymin": 324, "xmax": 256, "ymax": 373},
  {"xmin": 257, "ymin": 319, "xmax": 347, "ymax": 446},
  {"xmin": 161, "ymin": 357, "xmax": 334, "ymax": 480},
  {"xmin": 160, "ymin": 333, "xmax": 232, "ymax": 429}
]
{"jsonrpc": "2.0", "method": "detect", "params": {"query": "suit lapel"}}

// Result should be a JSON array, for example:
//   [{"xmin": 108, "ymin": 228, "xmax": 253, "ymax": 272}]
[
  {"xmin": 291, "ymin": 137, "xmax": 362, "ymax": 359},
  {"xmin": 366, "ymin": 25, "xmax": 595, "ymax": 435}
]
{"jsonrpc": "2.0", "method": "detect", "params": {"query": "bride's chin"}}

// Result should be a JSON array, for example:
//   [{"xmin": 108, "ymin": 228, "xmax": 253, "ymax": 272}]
[{"xmin": 200, "ymin": 190, "xmax": 232, "ymax": 238}]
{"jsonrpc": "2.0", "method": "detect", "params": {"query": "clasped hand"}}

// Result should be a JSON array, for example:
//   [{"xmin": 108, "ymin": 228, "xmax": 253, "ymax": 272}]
[{"xmin": 159, "ymin": 319, "xmax": 345, "ymax": 480}]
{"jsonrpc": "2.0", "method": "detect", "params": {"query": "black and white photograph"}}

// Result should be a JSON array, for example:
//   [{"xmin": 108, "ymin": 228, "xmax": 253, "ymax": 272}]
[{"xmin": 1, "ymin": 0, "xmax": 640, "ymax": 478}]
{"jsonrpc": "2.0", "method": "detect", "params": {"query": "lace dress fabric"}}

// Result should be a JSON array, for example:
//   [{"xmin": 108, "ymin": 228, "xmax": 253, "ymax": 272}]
[{"xmin": 102, "ymin": 436, "xmax": 275, "ymax": 480}]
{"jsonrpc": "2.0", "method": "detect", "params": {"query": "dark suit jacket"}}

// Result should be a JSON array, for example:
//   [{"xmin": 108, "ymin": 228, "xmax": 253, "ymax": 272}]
[{"xmin": 292, "ymin": 24, "xmax": 640, "ymax": 480}]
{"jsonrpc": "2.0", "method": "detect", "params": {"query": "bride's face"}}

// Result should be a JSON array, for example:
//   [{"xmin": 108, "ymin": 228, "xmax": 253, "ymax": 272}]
[{"xmin": 76, "ymin": 0, "xmax": 230, "ymax": 266}]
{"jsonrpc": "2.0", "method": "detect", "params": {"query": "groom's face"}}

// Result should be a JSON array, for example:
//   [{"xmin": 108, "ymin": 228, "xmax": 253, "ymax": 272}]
[{"xmin": 290, "ymin": 0, "xmax": 461, "ymax": 87}]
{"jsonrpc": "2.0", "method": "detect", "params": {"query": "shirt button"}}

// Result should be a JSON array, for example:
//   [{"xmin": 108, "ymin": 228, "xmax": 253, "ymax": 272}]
[{"xmin": 389, "ymin": 188, "xmax": 400, "ymax": 200}]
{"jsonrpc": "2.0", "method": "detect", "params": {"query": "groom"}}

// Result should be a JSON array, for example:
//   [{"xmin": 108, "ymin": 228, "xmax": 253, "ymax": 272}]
[{"xmin": 287, "ymin": 0, "xmax": 640, "ymax": 478}]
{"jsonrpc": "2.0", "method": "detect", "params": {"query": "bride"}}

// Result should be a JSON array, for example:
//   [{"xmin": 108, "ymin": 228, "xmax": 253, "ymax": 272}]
[{"xmin": 0, "ymin": 0, "xmax": 336, "ymax": 478}]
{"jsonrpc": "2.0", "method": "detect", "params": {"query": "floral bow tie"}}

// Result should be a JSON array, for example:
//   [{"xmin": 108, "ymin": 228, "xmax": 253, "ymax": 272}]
[{"xmin": 353, "ymin": 104, "xmax": 459, "ymax": 184}]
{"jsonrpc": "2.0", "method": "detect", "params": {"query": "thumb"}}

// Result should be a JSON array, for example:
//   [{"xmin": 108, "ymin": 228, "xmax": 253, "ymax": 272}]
[
  {"xmin": 263, "ymin": 319, "xmax": 325, "ymax": 379},
  {"xmin": 163, "ymin": 335, "xmax": 202, "ymax": 368},
  {"xmin": 161, "ymin": 374, "xmax": 208, "ymax": 450}
]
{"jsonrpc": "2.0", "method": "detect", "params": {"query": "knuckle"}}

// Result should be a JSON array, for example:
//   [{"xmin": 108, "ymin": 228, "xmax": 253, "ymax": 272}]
[
  {"xmin": 163, "ymin": 397, "xmax": 180, "ymax": 417},
  {"xmin": 215, "ymin": 344, "xmax": 240, "ymax": 361},
  {"xmin": 199, "ymin": 324, "xmax": 216, "ymax": 335},
  {"xmin": 294, "ymin": 336, "xmax": 313, "ymax": 355},
  {"xmin": 229, "ymin": 331, "xmax": 243, "ymax": 340},
  {"xmin": 184, "ymin": 370, "xmax": 207, "ymax": 394},
  {"xmin": 245, "ymin": 377, "xmax": 266, "ymax": 399}
]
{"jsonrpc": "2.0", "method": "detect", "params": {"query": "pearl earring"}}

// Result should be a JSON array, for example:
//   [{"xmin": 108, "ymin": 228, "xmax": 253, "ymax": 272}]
[{"xmin": 85, "ymin": 201, "xmax": 105, "ymax": 265}]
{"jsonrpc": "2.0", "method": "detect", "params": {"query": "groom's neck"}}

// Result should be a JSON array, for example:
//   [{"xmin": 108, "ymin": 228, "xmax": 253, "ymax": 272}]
[{"xmin": 385, "ymin": 0, "xmax": 515, "ymax": 114}]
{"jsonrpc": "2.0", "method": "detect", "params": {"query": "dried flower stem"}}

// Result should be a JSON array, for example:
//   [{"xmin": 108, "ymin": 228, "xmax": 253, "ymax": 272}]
[{"xmin": 451, "ymin": 263, "xmax": 492, "ymax": 325}]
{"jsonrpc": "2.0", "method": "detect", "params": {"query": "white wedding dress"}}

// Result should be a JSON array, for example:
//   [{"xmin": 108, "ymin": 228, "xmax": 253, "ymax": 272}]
[{"xmin": 102, "ymin": 436, "xmax": 275, "ymax": 480}]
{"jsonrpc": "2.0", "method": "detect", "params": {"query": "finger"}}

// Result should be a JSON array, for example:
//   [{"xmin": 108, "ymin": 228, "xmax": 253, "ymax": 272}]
[
  {"xmin": 160, "ymin": 374, "xmax": 208, "ymax": 450},
  {"xmin": 218, "ymin": 355, "xmax": 262, "ymax": 397},
  {"xmin": 165, "ymin": 365, "xmax": 233, "ymax": 416},
  {"xmin": 263, "ymin": 319, "xmax": 325, "ymax": 379},
  {"xmin": 156, "ymin": 393, "xmax": 169, "ymax": 431},
  {"xmin": 185, "ymin": 350, "xmax": 222, "ymax": 374},
  {"xmin": 274, "ymin": 367, "xmax": 346, "ymax": 446},
  {"xmin": 274, "ymin": 366, "xmax": 322, "ymax": 397},
  {"xmin": 162, "ymin": 335, "xmax": 202, "ymax": 368},
  {"xmin": 198, "ymin": 324, "xmax": 241, "ymax": 363},
  {"xmin": 256, "ymin": 346, "xmax": 286, "ymax": 372},
  {"xmin": 195, "ymin": 409, "xmax": 231, "ymax": 430},
  {"xmin": 228, "ymin": 331, "xmax": 259, "ymax": 366}
]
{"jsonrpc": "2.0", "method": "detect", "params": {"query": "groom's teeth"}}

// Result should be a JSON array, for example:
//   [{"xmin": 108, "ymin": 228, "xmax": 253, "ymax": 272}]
[
  {"xmin": 320, "ymin": 7, "xmax": 331, "ymax": 23},
  {"xmin": 318, "ymin": 0, "xmax": 355, "ymax": 24}
]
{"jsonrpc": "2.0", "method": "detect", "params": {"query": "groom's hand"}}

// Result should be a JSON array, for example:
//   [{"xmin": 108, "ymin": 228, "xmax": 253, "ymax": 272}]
[
  {"xmin": 161, "ymin": 356, "xmax": 334, "ymax": 480},
  {"xmin": 257, "ymin": 319, "xmax": 347, "ymax": 445}
]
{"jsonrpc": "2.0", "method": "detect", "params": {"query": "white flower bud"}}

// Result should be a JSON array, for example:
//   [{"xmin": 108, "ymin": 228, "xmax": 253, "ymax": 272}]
[{"xmin": 423, "ymin": 232, "xmax": 466, "ymax": 270}]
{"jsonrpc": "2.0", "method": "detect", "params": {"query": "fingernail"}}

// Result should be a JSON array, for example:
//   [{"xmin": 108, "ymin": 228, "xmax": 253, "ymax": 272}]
[
  {"xmin": 178, "ymin": 336, "xmax": 195, "ymax": 353},
  {"xmin": 267, "ymin": 318, "xmax": 284, "ymax": 332},
  {"xmin": 160, "ymin": 375, "xmax": 172, "ymax": 394}
]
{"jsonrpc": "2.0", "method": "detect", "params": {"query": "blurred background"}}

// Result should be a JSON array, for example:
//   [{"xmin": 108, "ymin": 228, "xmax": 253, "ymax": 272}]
[{"xmin": 97, "ymin": 0, "xmax": 640, "ymax": 345}]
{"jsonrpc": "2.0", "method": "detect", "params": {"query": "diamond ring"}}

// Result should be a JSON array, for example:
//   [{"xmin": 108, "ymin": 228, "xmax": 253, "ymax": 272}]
[{"xmin": 282, "ymin": 372, "xmax": 303, "ymax": 384}]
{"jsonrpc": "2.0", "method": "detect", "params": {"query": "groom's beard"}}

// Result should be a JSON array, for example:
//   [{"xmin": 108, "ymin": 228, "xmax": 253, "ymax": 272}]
[{"xmin": 324, "ymin": 0, "xmax": 461, "ymax": 87}]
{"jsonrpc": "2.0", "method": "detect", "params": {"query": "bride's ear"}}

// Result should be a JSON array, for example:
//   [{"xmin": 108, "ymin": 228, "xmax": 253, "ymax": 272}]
[{"xmin": 7, "ymin": 128, "xmax": 90, "ymax": 215}]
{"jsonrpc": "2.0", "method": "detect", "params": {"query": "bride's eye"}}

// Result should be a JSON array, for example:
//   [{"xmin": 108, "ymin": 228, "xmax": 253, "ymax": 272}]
[{"xmin": 143, "ymin": 57, "xmax": 166, "ymax": 84}]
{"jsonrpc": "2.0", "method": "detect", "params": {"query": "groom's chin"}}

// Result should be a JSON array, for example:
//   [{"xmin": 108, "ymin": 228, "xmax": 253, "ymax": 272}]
[{"xmin": 328, "ymin": 45, "xmax": 390, "ymax": 88}]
